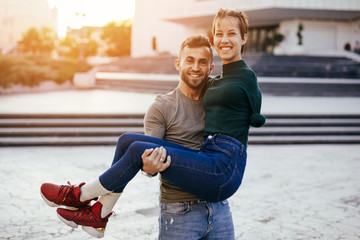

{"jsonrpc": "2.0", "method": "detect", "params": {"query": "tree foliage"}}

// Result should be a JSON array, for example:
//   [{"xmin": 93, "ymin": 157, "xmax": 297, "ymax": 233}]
[
  {"xmin": 0, "ymin": 55, "xmax": 92, "ymax": 89},
  {"xmin": 59, "ymin": 28, "xmax": 99, "ymax": 60},
  {"xmin": 59, "ymin": 36, "xmax": 98, "ymax": 59},
  {"xmin": 101, "ymin": 20, "xmax": 131, "ymax": 57},
  {"xmin": 17, "ymin": 27, "xmax": 55, "ymax": 55}
]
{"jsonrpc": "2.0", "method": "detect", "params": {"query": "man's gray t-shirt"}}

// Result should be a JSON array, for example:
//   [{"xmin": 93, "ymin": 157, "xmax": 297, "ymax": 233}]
[{"xmin": 144, "ymin": 87, "xmax": 204, "ymax": 203}]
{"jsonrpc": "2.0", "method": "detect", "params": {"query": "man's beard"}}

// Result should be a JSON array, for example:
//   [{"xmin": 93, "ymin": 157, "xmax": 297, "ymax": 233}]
[{"xmin": 180, "ymin": 70, "xmax": 208, "ymax": 90}]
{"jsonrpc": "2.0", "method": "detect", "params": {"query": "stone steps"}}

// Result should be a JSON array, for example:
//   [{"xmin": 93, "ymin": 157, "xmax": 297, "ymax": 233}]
[
  {"xmin": 1, "ymin": 114, "xmax": 359, "ymax": 146},
  {"xmin": 2, "ymin": 126, "xmax": 359, "ymax": 137},
  {"xmin": 95, "ymin": 73, "xmax": 360, "ymax": 97},
  {"xmin": 97, "ymin": 54, "xmax": 360, "ymax": 79},
  {"xmin": 95, "ymin": 78, "xmax": 360, "ymax": 97},
  {"xmin": 95, "ymin": 78, "xmax": 178, "ymax": 94}
]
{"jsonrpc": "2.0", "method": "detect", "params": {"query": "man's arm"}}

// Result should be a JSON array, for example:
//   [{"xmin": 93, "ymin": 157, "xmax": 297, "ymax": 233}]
[
  {"xmin": 144, "ymin": 96, "xmax": 166, "ymax": 139},
  {"xmin": 141, "ymin": 96, "xmax": 170, "ymax": 176}
]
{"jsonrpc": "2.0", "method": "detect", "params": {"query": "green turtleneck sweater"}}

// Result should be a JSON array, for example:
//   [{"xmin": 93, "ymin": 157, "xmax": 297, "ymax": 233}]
[{"xmin": 203, "ymin": 60, "xmax": 265, "ymax": 148}]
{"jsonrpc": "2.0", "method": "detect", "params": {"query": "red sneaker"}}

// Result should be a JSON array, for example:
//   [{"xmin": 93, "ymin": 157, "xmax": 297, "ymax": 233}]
[
  {"xmin": 57, "ymin": 201, "xmax": 113, "ymax": 238},
  {"xmin": 40, "ymin": 181, "xmax": 97, "ymax": 209}
]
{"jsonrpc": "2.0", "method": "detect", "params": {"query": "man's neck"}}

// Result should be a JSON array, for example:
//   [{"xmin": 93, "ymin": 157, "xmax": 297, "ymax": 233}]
[{"xmin": 178, "ymin": 84, "xmax": 203, "ymax": 100}]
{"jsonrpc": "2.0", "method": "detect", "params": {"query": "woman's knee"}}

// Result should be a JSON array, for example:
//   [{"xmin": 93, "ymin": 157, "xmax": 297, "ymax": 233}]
[
  {"xmin": 117, "ymin": 132, "xmax": 132, "ymax": 144},
  {"xmin": 117, "ymin": 133, "xmax": 141, "ymax": 149},
  {"xmin": 121, "ymin": 141, "xmax": 155, "ymax": 168},
  {"xmin": 127, "ymin": 141, "xmax": 153, "ymax": 153}
]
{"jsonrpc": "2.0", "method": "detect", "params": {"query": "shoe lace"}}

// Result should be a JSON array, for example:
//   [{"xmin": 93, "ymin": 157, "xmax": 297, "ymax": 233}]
[
  {"xmin": 58, "ymin": 181, "xmax": 77, "ymax": 204},
  {"xmin": 74, "ymin": 206, "xmax": 95, "ymax": 222},
  {"xmin": 74, "ymin": 207, "xmax": 116, "ymax": 223}
]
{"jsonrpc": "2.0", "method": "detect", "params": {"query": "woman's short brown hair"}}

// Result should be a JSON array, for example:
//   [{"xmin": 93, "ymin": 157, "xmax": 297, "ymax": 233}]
[{"xmin": 212, "ymin": 8, "xmax": 249, "ymax": 54}]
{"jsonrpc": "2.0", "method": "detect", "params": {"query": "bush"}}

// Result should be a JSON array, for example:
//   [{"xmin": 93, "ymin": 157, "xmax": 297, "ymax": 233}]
[{"xmin": 0, "ymin": 55, "xmax": 92, "ymax": 89}]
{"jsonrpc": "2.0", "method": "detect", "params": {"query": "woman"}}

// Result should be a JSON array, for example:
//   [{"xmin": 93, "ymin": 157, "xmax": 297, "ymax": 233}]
[{"xmin": 41, "ymin": 8, "xmax": 265, "ymax": 238}]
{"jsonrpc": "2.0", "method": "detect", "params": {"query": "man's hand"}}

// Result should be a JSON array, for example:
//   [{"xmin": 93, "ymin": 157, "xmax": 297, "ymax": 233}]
[{"xmin": 142, "ymin": 147, "xmax": 171, "ymax": 176}]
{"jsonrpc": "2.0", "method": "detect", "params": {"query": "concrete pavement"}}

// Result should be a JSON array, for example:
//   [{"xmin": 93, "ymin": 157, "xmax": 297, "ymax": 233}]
[
  {"xmin": 0, "ymin": 145, "xmax": 359, "ymax": 239},
  {"xmin": 0, "ymin": 89, "xmax": 359, "ymax": 239}
]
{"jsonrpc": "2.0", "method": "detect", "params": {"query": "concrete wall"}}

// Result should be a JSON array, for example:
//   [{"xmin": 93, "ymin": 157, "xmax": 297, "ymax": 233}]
[
  {"xmin": 132, "ymin": 0, "xmax": 360, "ymax": 57},
  {"xmin": 275, "ymin": 19, "xmax": 360, "ymax": 55},
  {"xmin": 131, "ymin": 0, "xmax": 216, "ymax": 57},
  {"xmin": 235, "ymin": 0, "xmax": 360, "ymax": 11},
  {"xmin": 0, "ymin": 0, "xmax": 56, "ymax": 54}
]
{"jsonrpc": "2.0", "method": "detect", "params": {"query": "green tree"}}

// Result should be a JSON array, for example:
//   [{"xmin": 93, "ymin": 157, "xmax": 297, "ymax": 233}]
[
  {"xmin": 101, "ymin": 20, "xmax": 131, "ymax": 57},
  {"xmin": 18, "ymin": 27, "xmax": 55, "ymax": 55},
  {"xmin": 38, "ymin": 28, "xmax": 56, "ymax": 54},
  {"xmin": 297, "ymin": 23, "xmax": 304, "ymax": 45},
  {"xmin": 59, "ymin": 28, "xmax": 99, "ymax": 60},
  {"xmin": 59, "ymin": 36, "xmax": 79, "ymax": 59},
  {"xmin": 82, "ymin": 28, "xmax": 98, "ymax": 58}
]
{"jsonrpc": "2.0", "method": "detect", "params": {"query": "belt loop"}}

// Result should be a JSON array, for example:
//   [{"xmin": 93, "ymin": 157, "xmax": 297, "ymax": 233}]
[
  {"xmin": 188, "ymin": 200, "xmax": 206, "ymax": 206},
  {"xmin": 207, "ymin": 135, "xmax": 215, "ymax": 143}
]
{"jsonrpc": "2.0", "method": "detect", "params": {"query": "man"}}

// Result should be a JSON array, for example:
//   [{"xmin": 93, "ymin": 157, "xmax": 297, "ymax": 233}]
[
  {"xmin": 141, "ymin": 34, "xmax": 235, "ymax": 239},
  {"xmin": 39, "ymin": 34, "xmax": 235, "ymax": 239}
]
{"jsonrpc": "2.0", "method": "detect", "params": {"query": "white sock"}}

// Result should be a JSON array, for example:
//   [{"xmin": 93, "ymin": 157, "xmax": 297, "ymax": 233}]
[
  {"xmin": 79, "ymin": 178, "xmax": 110, "ymax": 202},
  {"xmin": 99, "ymin": 192, "xmax": 122, "ymax": 218}
]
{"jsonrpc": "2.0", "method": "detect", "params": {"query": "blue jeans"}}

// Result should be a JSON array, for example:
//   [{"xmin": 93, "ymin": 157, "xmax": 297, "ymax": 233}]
[
  {"xmin": 99, "ymin": 133, "xmax": 247, "ymax": 202},
  {"xmin": 159, "ymin": 200, "xmax": 235, "ymax": 240}
]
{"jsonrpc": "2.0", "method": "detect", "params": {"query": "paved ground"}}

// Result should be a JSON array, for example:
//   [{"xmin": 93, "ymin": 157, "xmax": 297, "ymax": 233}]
[
  {"xmin": 0, "ymin": 89, "xmax": 360, "ymax": 239},
  {"xmin": 0, "ymin": 145, "xmax": 359, "ymax": 240}
]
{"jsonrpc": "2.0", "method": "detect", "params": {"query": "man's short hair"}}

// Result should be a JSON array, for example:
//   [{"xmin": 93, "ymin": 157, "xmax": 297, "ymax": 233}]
[{"xmin": 179, "ymin": 34, "xmax": 213, "ymax": 63}]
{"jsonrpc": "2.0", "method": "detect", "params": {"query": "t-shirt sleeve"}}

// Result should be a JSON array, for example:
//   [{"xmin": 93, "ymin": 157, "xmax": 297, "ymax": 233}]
[{"xmin": 144, "ymin": 95, "xmax": 166, "ymax": 139}]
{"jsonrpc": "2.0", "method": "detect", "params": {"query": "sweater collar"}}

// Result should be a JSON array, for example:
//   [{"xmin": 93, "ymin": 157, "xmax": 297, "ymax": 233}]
[{"xmin": 222, "ymin": 60, "xmax": 246, "ymax": 76}]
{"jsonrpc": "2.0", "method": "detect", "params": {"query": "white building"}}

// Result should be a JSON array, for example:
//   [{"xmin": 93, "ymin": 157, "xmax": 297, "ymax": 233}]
[
  {"xmin": 0, "ymin": 0, "xmax": 57, "ymax": 54},
  {"xmin": 132, "ymin": 0, "xmax": 360, "ymax": 57}
]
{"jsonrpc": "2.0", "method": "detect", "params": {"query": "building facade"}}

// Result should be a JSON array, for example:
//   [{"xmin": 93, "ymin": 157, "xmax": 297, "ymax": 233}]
[
  {"xmin": 0, "ymin": 0, "xmax": 57, "ymax": 54},
  {"xmin": 132, "ymin": 0, "xmax": 360, "ymax": 57}
]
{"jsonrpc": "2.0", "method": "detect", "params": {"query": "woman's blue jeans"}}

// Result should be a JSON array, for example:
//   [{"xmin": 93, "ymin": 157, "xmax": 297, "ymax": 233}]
[{"xmin": 99, "ymin": 133, "xmax": 247, "ymax": 202}]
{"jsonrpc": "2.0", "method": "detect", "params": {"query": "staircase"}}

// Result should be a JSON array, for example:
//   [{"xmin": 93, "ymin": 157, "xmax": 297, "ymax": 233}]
[
  {"xmin": 97, "ymin": 54, "xmax": 360, "ymax": 79},
  {"xmin": 96, "ymin": 75, "xmax": 360, "ymax": 97},
  {"xmin": 1, "ymin": 114, "xmax": 359, "ymax": 147},
  {"xmin": 249, "ymin": 114, "xmax": 360, "ymax": 144},
  {"xmin": 244, "ymin": 54, "xmax": 360, "ymax": 79},
  {"xmin": 95, "ymin": 54, "xmax": 360, "ymax": 96}
]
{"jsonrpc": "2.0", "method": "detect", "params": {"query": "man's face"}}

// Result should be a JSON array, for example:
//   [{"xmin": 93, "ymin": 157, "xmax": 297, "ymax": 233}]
[{"xmin": 175, "ymin": 46, "xmax": 214, "ymax": 90}]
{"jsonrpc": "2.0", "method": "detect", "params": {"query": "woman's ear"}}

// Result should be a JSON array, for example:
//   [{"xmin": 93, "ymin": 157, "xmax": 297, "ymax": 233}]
[{"xmin": 242, "ymin": 33, "xmax": 248, "ymax": 45}]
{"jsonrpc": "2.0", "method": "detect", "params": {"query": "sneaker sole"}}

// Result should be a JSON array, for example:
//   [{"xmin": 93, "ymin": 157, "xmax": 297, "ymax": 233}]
[
  {"xmin": 57, "ymin": 212, "xmax": 105, "ymax": 238},
  {"xmin": 40, "ymin": 192, "xmax": 60, "ymax": 208},
  {"xmin": 82, "ymin": 226, "xmax": 105, "ymax": 238},
  {"xmin": 57, "ymin": 212, "xmax": 78, "ymax": 228},
  {"xmin": 57, "ymin": 213, "xmax": 105, "ymax": 238},
  {"xmin": 40, "ymin": 192, "xmax": 79, "ymax": 210}
]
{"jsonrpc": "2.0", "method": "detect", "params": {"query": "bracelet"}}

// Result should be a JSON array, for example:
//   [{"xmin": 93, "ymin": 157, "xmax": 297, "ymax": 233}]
[{"xmin": 141, "ymin": 170, "xmax": 158, "ymax": 178}]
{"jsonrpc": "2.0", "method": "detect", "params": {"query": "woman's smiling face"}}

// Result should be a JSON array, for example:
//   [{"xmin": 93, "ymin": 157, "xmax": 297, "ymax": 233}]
[{"xmin": 214, "ymin": 16, "xmax": 247, "ymax": 65}]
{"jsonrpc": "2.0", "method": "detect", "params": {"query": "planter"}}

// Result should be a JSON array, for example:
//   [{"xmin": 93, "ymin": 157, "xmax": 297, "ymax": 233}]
[
  {"xmin": 289, "ymin": 45, "xmax": 304, "ymax": 55},
  {"xmin": 273, "ymin": 46, "xmax": 285, "ymax": 55},
  {"xmin": 73, "ymin": 68, "xmax": 97, "ymax": 89}
]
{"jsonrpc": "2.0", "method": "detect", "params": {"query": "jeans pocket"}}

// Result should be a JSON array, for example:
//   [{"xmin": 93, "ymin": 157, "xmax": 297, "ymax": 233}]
[
  {"xmin": 161, "ymin": 202, "xmax": 190, "ymax": 215},
  {"xmin": 214, "ymin": 144, "xmax": 234, "ymax": 158},
  {"xmin": 217, "ymin": 165, "xmax": 242, "ymax": 201}
]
